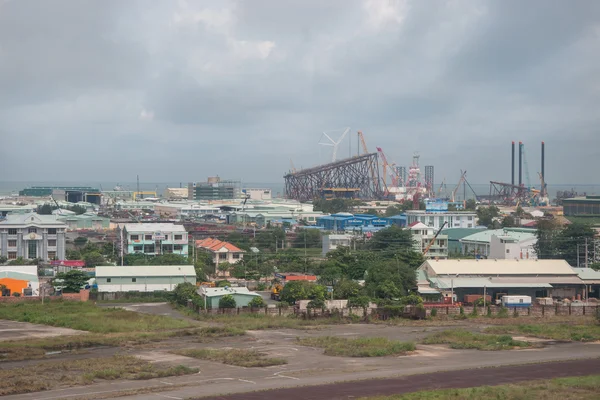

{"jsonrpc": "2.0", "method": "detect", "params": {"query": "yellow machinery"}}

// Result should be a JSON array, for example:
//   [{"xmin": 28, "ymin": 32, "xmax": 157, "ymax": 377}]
[
  {"xmin": 271, "ymin": 283, "xmax": 283, "ymax": 301},
  {"xmin": 196, "ymin": 281, "xmax": 215, "ymax": 288}
]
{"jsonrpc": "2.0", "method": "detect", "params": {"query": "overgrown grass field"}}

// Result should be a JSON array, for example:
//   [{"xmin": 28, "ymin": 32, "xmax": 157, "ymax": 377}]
[
  {"xmin": 421, "ymin": 329, "xmax": 534, "ymax": 350},
  {"xmin": 0, "ymin": 300, "xmax": 195, "ymax": 333},
  {"xmin": 485, "ymin": 324, "xmax": 600, "ymax": 342},
  {"xmin": 191, "ymin": 312, "xmax": 350, "ymax": 330},
  {"xmin": 297, "ymin": 336, "xmax": 415, "ymax": 357},
  {"xmin": 174, "ymin": 348, "xmax": 286, "ymax": 367},
  {"xmin": 0, "ymin": 355, "xmax": 198, "ymax": 396},
  {"xmin": 360, "ymin": 375, "xmax": 600, "ymax": 400}
]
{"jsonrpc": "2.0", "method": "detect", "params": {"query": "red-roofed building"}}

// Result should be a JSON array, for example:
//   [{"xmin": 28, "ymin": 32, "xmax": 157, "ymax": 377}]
[{"xmin": 196, "ymin": 238, "xmax": 245, "ymax": 276}]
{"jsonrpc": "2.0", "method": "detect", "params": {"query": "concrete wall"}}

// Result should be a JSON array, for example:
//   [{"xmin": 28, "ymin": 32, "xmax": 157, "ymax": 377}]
[{"xmin": 96, "ymin": 276, "xmax": 196, "ymax": 292}]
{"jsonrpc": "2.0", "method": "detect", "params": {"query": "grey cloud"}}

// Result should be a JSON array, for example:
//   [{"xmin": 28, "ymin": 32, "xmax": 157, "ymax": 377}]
[{"xmin": 0, "ymin": 0, "xmax": 599, "ymax": 186}]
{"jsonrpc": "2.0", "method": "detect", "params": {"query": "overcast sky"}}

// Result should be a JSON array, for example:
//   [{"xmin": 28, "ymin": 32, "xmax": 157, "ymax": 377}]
[{"xmin": 1, "ymin": 0, "xmax": 599, "ymax": 185}]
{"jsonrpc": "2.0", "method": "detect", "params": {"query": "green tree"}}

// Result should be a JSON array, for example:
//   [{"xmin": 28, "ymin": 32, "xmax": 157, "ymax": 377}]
[
  {"xmin": 8, "ymin": 256, "xmax": 26, "ymax": 265},
  {"xmin": 365, "ymin": 208, "xmax": 380, "ymax": 216},
  {"xmin": 248, "ymin": 296, "xmax": 265, "ymax": 308},
  {"xmin": 476, "ymin": 206, "xmax": 500, "ymax": 227},
  {"xmin": 83, "ymin": 251, "xmax": 105, "ymax": 268},
  {"xmin": 66, "ymin": 249, "xmax": 81, "ymax": 260},
  {"xmin": 375, "ymin": 281, "xmax": 402, "ymax": 300},
  {"xmin": 279, "ymin": 281, "xmax": 324, "ymax": 304},
  {"xmin": 348, "ymin": 295, "xmax": 371, "ymax": 309},
  {"xmin": 364, "ymin": 258, "xmax": 416, "ymax": 299},
  {"xmin": 384, "ymin": 204, "xmax": 408, "ymax": 217},
  {"xmin": 37, "ymin": 204, "xmax": 55, "ymax": 215},
  {"xmin": 172, "ymin": 282, "xmax": 199, "ymax": 306},
  {"xmin": 0, "ymin": 255, "xmax": 7, "ymax": 264},
  {"xmin": 219, "ymin": 294, "xmax": 237, "ymax": 309},
  {"xmin": 73, "ymin": 236, "xmax": 88, "ymax": 247},
  {"xmin": 557, "ymin": 223, "xmax": 596, "ymax": 266},
  {"xmin": 217, "ymin": 262, "xmax": 232, "ymax": 276},
  {"xmin": 68, "ymin": 205, "xmax": 87, "ymax": 215},
  {"xmin": 501, "ymin": 215, "xmax": 517, "ymax": 228},
  {"xmin": 465, "ymin": 199, "xmax": 477, "ymax": 211},
  {"xmin": 53, "ymin": 270, "xmax": 89, "ymax": 293},
  {"xmin": 293, "ymin": 229, "xmax": 322, "ymax": 248},
  {"xmin": 368, "ymin": 225, "xmax": 414, "ymax": 252},
  {"xmin": 333, "ymin": 279, "xmax": 362, "ymax": 300}
]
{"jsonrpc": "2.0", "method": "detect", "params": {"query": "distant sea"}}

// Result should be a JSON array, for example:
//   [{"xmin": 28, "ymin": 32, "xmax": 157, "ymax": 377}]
[{"xmin": 0, "ymin": 181, "xmax": 598, "ymax": 201}]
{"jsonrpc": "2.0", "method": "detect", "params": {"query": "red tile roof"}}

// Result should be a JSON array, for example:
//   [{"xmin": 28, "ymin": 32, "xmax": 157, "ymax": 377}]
[
  {"xmin": 195, "ymin": 238, "xmax": 244, "ymax": 253},
  {"xmin": 408, "ymin": 221, "xmax": 421, "ymax": 227}
]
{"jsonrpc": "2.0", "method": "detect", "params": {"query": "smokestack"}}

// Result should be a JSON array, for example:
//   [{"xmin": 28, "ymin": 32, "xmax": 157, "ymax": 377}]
[
  {"xmin": 541, "ymin": 141, "xmax": 545, "ymax": 195},
  {"xmin": 518, "ymin": 142, "xmax": 523, "ymax": 186},
  {"xmin": 511, "ymin": 141, "xmax": 515, "ymax": 186}
]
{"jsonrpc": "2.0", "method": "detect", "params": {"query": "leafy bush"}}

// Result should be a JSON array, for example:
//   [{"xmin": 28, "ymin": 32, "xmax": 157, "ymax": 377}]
[
  {"xmin": 399, "ymin": 294, "xmax": 423, "ymax": 306},
  {"xmin": 470, "ymin": 305, "xmax": 478, "ymax": 316},
  {"xmin": 172, "ymin": 283, "xmax": 198, "ymax": 306},
  {"xmin": 513, "ymin": 307, "xmax": 519, "ymax": 318},
  {"xmin": 459, "ymin": 306, "xmax": 465, "ymax": 315},
  {"xmin": 248, "ymin": 296, "xmax": 265, "ymax": 308},
  {"xmin": 216, "ymin": 280, "xmax": 231, "ymax": 288},
  {"xmin": 380, "ymin": 305, "xmax": 404, "ymax": 317},
  {"xmin": 497, "ymin": 306, "xmax": 509, "ymax": 318},
  {"xmin": 348, "ymin": 296, "xmax": 371, "ymax": 309},
  {"xmin": 219, "ymin": 294, "xmax": 236, "ymax": 309},
  {"xmin": 255, "ymin": 282, "xmax": 267, "ymax": 291},
  {"xmin": 486, "ymin": 305, "xmax": 492, "ymax": 317},
  {"xmin": 280, "ymin": 281, "xmax": 325, "ymax": 305},
  {"xmin": 12, "ymin": 292, "xmax": 21, "ymax": 297},
  {"xmin": 307, "ymin": 298, "xmax": 325, "ymax": 309},
  {"xmin": 430, "ymin": 308, "xmax": 438, "ymax": 317}
]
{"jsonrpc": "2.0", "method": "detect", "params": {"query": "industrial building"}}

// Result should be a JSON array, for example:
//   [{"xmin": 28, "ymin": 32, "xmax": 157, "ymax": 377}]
[
  {"xmin": 459, "ymin": 228, "xmax": 537, "ymax": 259},
  {"xmin": 572, "ymin": 267, "xmax": 600, "ymax": 299},
  {"xmin": 119, "ymin": 223, "xmax": 188, "ymax": 257},
  {"xmin": 0, "ymin": 213, "xmax": 67, "ymax": 261},
  {"xmin": 95, "ymin": 265, "xmax": 196, "ymax": 292},
  {"xmin": 563, "ymin": 195, "xmax": 600, "ymax": 216},
  {"xmin": 418, "ymin": 259, "xmax": 585, "ymax": 302},
  {"xmin": 408, "ymin": 222, "xmax": 448, "ymax": 259},
  {"xmin": 188, "ymin": 177, "xmax": 241, "ymax": 201},
  {"xmin": 18, "ymin": 186, "xmax": 102, "ymax": 204},
  {"xmin": 316, "ymin": 213, "xmax": 391, "ymax": 231},
  {"xmin": 322, "ymin": 234, "xmax": 353, "ymax": 256},
  {"xmin": 0, "ymin": 265, "xmax": 39, "ymax": 296},
  {"xmin": 200, "ymin": 286, "xmax": 262, "ymax": 309},
  {"xmin": 57, "ymin": 214, "xmax": 111, "ymax": 230},
  {"xmin": 0, "ymin": 205, "xmax": 37, "ymax": 217},
  {"xmin": 405, "ymin": 210, "xmax": 477, "ymax": 230},
  {"xmin": 163, "ymin": 187, "xmax": 189, "ymax": 199},
  {"xmin": 242, "ymin": 188, "xmax": 272, "ymax": 200}
]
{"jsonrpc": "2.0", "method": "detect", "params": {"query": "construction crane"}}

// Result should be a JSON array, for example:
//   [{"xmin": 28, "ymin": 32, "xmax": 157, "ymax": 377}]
[
  {"xmin": 358, "ymin": 131, "xmax": 379, "ymax": 192},
  {"xmin": 437, "ymin": 178, "xmax": 446, "ymax": 197},
  {"xmin": 451, "ymin": 171, "xmax": 467, "ymax": 202},
  {"xmin": 423, "ymin": 221, "xmax": 448, "ymax": 256},
  {"xmin": 376, "ymin": 147, "xmax": 399, "ymax": 188},
  {"xmin": 50, "ymin": 195, "xmax": 63, "ymax": 215}
]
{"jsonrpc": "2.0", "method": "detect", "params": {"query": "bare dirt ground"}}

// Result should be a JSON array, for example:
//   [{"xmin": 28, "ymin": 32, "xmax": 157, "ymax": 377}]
[{"xmin": 0, "ymin": 320, "xmax": 85, "ymax": 342}]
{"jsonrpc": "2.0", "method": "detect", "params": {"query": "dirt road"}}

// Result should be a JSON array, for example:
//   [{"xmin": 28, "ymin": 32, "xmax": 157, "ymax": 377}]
[{"xmin": 200, "ymin": 358, "xmax": 600, "ymax": 400}]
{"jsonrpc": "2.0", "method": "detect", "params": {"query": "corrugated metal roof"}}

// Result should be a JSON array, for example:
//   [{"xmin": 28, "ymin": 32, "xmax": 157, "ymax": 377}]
[
  {"xmin": 572, "ymin": 267, "xmax": 600, "ymax": 283},
  {"xmin": 95, "ymin": 265, "xmax": 195, "ymax": 277},
  {"xmin": 460, "ymin": 228, "xmax": 536, "ymax": 244},
  {"xmin": 418, "ymin": 286, "xmax": 440, "ymax": 294},
  {"xmin": 430, "ymin": 277, "xmax": 552, "ymax": 289},
  {"xmin": 0, "ymin": 271, "xmax": 39, "ymax": 282},
  {"xmin": 441, "ymin": 228, "xmax": 486, "ymax": 240},
  {"xmin": 423, "ymin": 259, "xmax": 577, "ymax": 276},
  {"xmin": 201, "ymin": 287, "xmax": 261, "ymax": 298},
  {"xmin": 0, "ymin": 213, "xmax": 67, "ymax": 227},
  {"xmin": 122, "ymin": 223, "xmax": 186, "ymax": 233}
]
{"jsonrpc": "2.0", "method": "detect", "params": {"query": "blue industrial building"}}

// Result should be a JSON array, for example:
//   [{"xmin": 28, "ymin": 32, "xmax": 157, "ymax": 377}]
[{"xmin": 316, "ymin": 213, "xmax": 402, "ymax": 231}]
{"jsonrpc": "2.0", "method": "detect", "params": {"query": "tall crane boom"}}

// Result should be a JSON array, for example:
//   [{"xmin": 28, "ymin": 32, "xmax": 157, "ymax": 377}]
[
  {"xmin": 423, "ymin": 221, "xmax": 448, "ymax": 256},
  {"xmin": 451, "ymin": 171, "xmax": 467, "ymax": 202}
]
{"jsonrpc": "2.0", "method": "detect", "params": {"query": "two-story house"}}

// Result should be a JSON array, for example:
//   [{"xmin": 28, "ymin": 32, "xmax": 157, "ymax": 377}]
[
  {"xmin": 0, "ymin": 213, "xmax": 67, "ymax": 261},
  {"xmin": 119, "ymin": 223, "xmax": 188, "ymax": 257},
  {"xmin": 408, "ymin": 221, "xmax": 448, "ymax": 259},
  {"xmin": 195, "ymin": 238, "xmax": 245, "ymax": 276}
]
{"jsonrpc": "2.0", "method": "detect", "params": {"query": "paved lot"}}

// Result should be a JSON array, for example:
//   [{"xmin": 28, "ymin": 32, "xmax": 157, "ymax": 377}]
[{"xmin": 0, "ymin": 320, "xmax": 84, "ymax": 342}]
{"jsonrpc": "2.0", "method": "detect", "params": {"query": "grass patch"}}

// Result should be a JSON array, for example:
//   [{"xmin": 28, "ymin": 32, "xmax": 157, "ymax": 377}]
[
  {"xmin": 191, "ymin": 312, "xmax": 349, "ymax": 330},
  {"xmin": 0, "ymin": 300, "xmax": 195, "ymax": 333},
  {"xmin": 196, "ymin": 326, "xmax": 246, "ymax": 340},
  {"xmin": 296, "ymin": 336, "xmax": 415, "ymax": 357},
  {"xmin": 421, "ymin": 329, "xmax": 533, "ymax": 350},
  {"xmin": 0, "ymin": 328, "xmax": 208, "ymax": 362},
  {"xmin": 174, "ymin": 348, "xmax": 286, "ymax": 367},
  {"xmin": 359, "ymin": 374, "xmax": 600, "ymax": 399},
  {"xmin": 485, "ymin": 324, "xmax": 600, "ymax": 342},
  {"xmin": 0, "ymin": 355, "xmax": 198, "ymax": 396}
]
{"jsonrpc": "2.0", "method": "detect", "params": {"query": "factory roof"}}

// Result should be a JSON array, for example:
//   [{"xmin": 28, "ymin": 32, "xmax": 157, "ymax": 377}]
[
  {"xmin": 442, "ymin": 228, "xmax": 486, "ymax": 240},
  {"xmin": 563, "ymin": 196, "xmax": 600, "ymax": 203},
  {"xmin": 0, "ymin": 213, "xmax": 67, "ymax": 227},
  {"xmin": 429, "ymin": 277, "xmax": 553, "ymax": 289},
  {"xmin": 0, "ymin": 271, "xmax": 39, "ymax": 282},
  {"xmin": 421, "ymin": 259, "xmax": 578, "ymax": 276},
  {"xmin": 122, "ymin": 223, "xmax": 186, "ymax": 232},
  {"xmin": 201, "ymin": 286, "xmax": 261, "ymax": 298},
  {"xmin": 572, "ymin": 267, "xmax": 600, "ymax": 284},
  {"xmin": 95, "ymin": 265, "xmax": 195, "ymax": 277},
  {"xmin": 460, "ymin": 228, "xmax": 536, "ymax": 244}
]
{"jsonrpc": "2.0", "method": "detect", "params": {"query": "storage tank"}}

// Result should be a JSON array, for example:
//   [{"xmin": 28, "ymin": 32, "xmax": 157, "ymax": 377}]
[{"xmin": 501, "ymin": 295, "xmax": 532, "ymax": 308}]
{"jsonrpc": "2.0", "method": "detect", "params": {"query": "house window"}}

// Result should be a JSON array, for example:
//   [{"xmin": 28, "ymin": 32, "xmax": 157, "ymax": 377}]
[
  {"xmin": 133, "ymin": 245, "xmax": 143, "ymax": 251},
  {"xmin": 48, "ymin": 251, "xmax": 56, "ymax": 260},
  {"xmin": 174, "ymin": 244, "xmax": 183, "ymax": 251},
  {"xmin": 8, "ymin": 228, "xmax": 17, "ymax": 235},
  {"xmin": 8, "ymin": 240, "xmax": 16, "ymax": 247},
  {"xmin": 144, "ymin": 234, "xmax": 153, "ymax": 240},
  {"xmin": 8, "ymin": 252, "xmax": 17, "ymax": 260},
  {"xmin": 468, "ymin": 216, "xmax": 473, "ymax": 221},
  {"xmin": 48, "ymin": 228, "xmax": 57, "ymax": 234},
  {"xmin": 164, "ymin": 235, "xmax": 168, "ymax": 240},
  {"xmin": 132, "ymin": 278, "xmax": 137, "ymax": 282},
  {"xmin": 232, "ymin": 253, "xmax": 240, "ymax": 259},
  {"xmin": 143, "ymin": 244, "xmax": 155, "ymax": 253},
  {"xmin": 48, "ymin": 240, "xmax": 57, "ymax": 247},
  {"xmin": 219, "ymin": 253, "xmax": 227, "ymax": 260},
  {"xmin": 107, "ymin": 278, "xmax": 112, "ymax": 283},
  {"xmin": 28, "ymin": 241, "xmax": 37, "ymax": 259},
  {"xmin": 506, "ymin": 249, "xmax": 510, "ymax": 253},
  {"xmin": 130, "ymin": 235, "xmax": 139, "ymax": 241},
  {"xmin": 28, "ymin": 227, "xmax": 37, "ymax": 234},
  {"xmin": 174, "ymin": 234, "xmax": 183, "ymax": 240}
]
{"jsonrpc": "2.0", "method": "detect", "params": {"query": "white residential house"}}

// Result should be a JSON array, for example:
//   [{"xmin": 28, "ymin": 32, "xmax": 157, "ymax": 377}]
[
  {"xmin": 322, "ymin": 234, "xmax": 353, "ymax": 257},
  {"xmin": 408, "ymin": 222, "xmax": 448, "ymax": 259},
  {"xmin": 460, "ymin": 228, "xmax": 537, "ymax": 258},
  {"xmin": 405, "ymin": 210, "xmax": 477, "ymax": 230},
  {"xmin": 488, "ymin": 233, "xmax": 538, "ymax": 260},
  {"xmin": 119, "ymin": 223, "xmax": 188, "ymax": 257}
]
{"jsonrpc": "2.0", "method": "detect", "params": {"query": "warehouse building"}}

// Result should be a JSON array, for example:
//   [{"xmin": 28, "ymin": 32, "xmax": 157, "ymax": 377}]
[
  {"xmin": 18, "ymin": 186, "xmax": 101, "ymax": 204},
  {"xmin": 188, "ymin": 177, "xmax": 241, "ymax": 201},
  {"xmin": 563, "ymin": 195, "xmax": 600, "ymax": 216},
  {"xmin": 459, "ymin": 228, "xmax": 537, "ymax": 259},
  {"xmin": 199, "ymin": 286, "xmax": 262, "ymax": 309},
  {"xmin": 417, "ymin": 259, "xmax": 585, "ymax": 302},
  {"xmin": 95, "ymin": 265, "xmax": 196, "ymax": 292},
  {"xmin": 0, "ymin": 265, "xmax": 39, "ymax": 296}
]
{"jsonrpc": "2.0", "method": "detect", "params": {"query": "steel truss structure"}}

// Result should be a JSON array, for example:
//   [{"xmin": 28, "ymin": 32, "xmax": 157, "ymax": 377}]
[
  {"xmin": 284, "ymin": 153, "xmax": 383, "ymax": 202},
  {"xmin": 488, "ymin": 181, "xmax": 530, "ymax": 204}
]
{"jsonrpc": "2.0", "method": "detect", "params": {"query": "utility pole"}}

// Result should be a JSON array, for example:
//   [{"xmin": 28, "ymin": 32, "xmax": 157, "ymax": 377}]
[{"xmin": 585, "ymin": 238, "xmax": 589, "ymax": 268}]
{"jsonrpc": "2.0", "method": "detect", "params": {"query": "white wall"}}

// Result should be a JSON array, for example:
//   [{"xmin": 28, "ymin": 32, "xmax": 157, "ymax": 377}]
[
  {"xmin": 97, "ymin": 283, "xmax": 179, "ymax": 292},
  {"xmin": 489, "ymin": 236, "xmax": 538, "ymax": 260},
  {"xmin": 322, "ymin": 235, "xmax": 352, "ymax": 257}
]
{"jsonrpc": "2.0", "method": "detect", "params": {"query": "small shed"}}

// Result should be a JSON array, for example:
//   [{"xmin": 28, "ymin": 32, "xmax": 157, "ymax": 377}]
[{"xmin": 200, "ymin": 286, "xmax": 262, "ymax": 309}]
